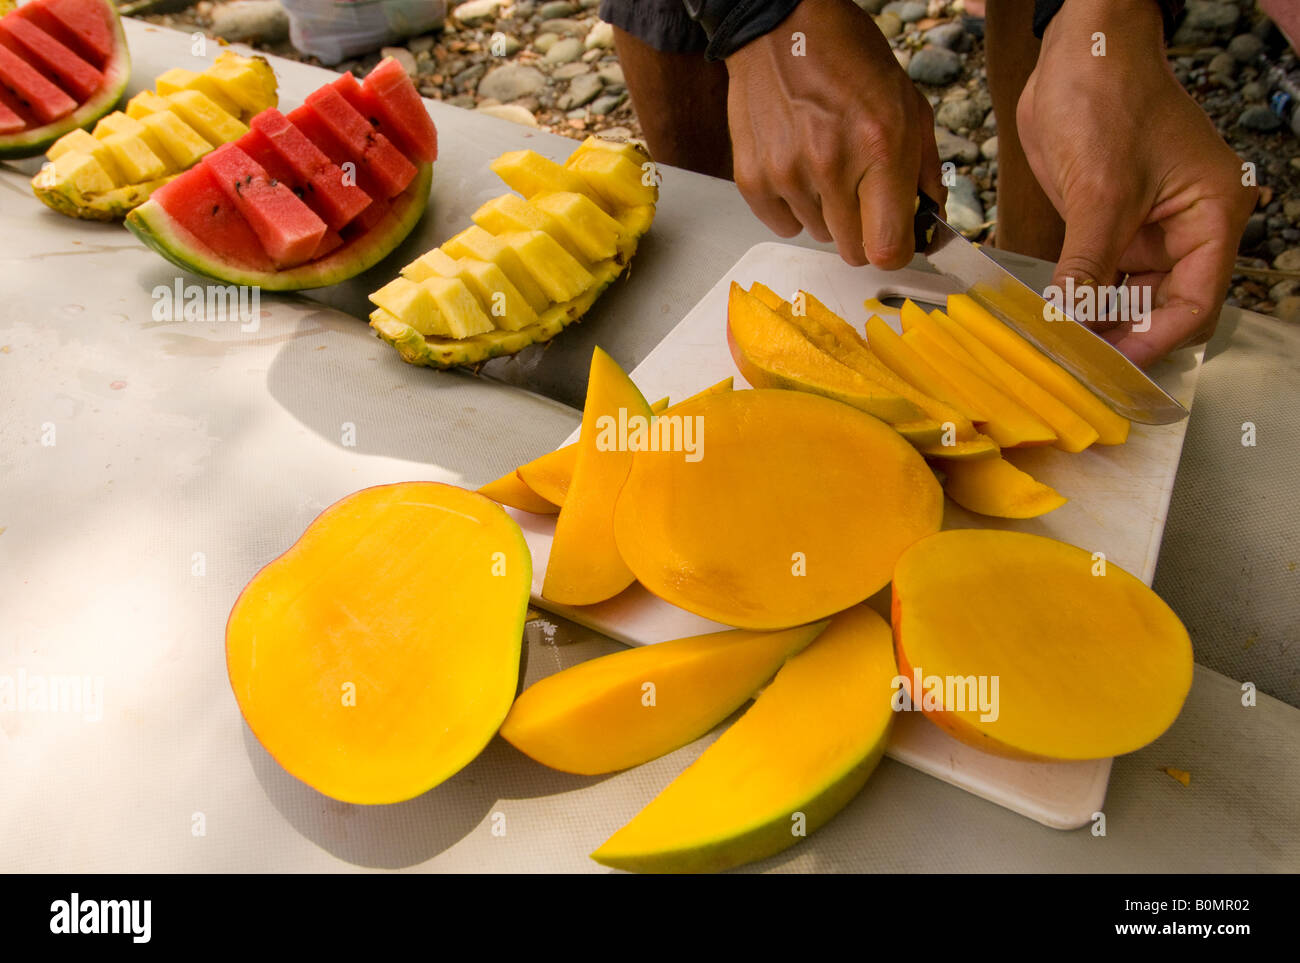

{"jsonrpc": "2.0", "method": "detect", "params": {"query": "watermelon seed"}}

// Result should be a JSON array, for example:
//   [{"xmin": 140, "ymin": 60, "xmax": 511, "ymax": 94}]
[{"xmin": 211, "ymin": 205, "xmax": 220, "ymax": 216}]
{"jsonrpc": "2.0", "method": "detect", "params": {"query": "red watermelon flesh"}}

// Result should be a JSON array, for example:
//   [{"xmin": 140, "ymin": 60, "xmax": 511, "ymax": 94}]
[
  {"xmin": 20, "ymin": 0, "xmax": 113, "ymax": 67},
  {"xmin": 310, "ymin": 228, "xmax": 343, "ymax": 260},
  {"xmin": 0, "ymin": 88, "xmax": 28, "ymax": 132},
  {"xmin": 246, "ymin": 108, "xmax": 373, "ymax": 232},
  {"xmin": 0, "ymin": 17, "xmax": 102, "ymax": 101},
  {"xmin": 332, "ymin": 68, "xmax": 436, "ymax": 166},
  {"xmin": 284, "ymin": 104, "xmax": 391, "ymax": 202},
  {"xmin": 301, "ymin": 85, "xmax": 416, "ymax": 199},
  {"xmin": 152, "ymin": 166, "xmax": 275, "ymax": 273},
  {"xmin": 203, "ymin": 142, "xmax": 328, "ymax": 268},
  {"xmin": 0, "ymin": 43, "xmax": 76, "ymax": 123},
  {"xmin": 356, "ymin": 59, "xmax": 437, "ymax": 164}
]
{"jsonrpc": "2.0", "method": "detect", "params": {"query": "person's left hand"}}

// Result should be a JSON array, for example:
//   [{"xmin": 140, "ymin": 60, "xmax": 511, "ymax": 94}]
[{"xmin": 1017, "ymin": 0, "xmax": 1256, "ymax": 367}]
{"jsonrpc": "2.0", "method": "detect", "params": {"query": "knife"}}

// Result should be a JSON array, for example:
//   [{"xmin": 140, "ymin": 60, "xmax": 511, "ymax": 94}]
[{"xmin": 911, "ymin": 192, "xmax": 1187, "ymax": 425}]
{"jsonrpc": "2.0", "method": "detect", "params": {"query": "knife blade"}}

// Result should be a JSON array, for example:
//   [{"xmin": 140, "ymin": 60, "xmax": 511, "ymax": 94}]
[{"xmin": 912, "ymin": 192, "xmax": 1187, "ymax": 425}]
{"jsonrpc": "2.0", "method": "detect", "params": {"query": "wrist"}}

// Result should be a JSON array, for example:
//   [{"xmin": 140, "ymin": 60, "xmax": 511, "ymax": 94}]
[{"xmin": 1044, "ymin": 0, "xmax": 1165, "ymax": 48}]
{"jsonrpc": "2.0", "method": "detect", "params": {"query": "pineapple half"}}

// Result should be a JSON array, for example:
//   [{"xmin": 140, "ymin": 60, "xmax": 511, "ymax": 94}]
[
  {"xmin": 369, "ymin": 136, "xmax": 658, "ymax": 368},
  {"xmin": 32, "ymin": 52, "xmax": 277, "ymax": 221}
]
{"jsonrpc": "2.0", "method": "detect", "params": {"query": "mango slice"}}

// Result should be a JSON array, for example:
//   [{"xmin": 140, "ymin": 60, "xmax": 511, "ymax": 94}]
[
  {"xmin": 901, "ymin": 317, "xmax": 1058, "ymax": 448},
  {"xmin": 937, "ymin": 455, "xmax": 1066, "ymax": 518},
  {"xmin": 728, "ymin": 283, "xmax": 928, "ymax": 427},
  {"xmin": 591, "ymin": 605, "xmax": 896, "ymax": 873},
  {"xmin": 865, "ymin": 313, "xmax": 988, "ymax": 424},
  {"xmin": 947, "ymin": 293, "xmax": 1130, "ymax": 445},
  {"xmin": 794, "ymin": 289, "xmax": 981, "ymax": 442},
  {"xmin": 226, "ymin": 483, "xmax": 532, "ymax": 804},
  {"xmin": 500, "ymin": 622, "xmax": 826, "ymax": 774},
  {"xmin": 543, "ymin": 347, "xmax": 654, "ymax": 605},
  {"xmin": 933, "ymin": 311, "xmax": 1100, "ymax": 453},
  {"xmin": 477, "ymin": 470, "xmax": 559, "ymax": 515},
  {"xmin": 613, "ymin": 389, "xmax": 943, "ymax": 629},
  {"xmin": 510, "ymin": 389, "xmax": 714, "ymax": 508},
  {"xmin": 892, "ymin": 530, "xmax": 1192, "ymax": 761}
]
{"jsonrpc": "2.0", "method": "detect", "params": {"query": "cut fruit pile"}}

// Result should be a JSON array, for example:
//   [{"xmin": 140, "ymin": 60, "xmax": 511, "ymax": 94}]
[
  {"xmin": 125, "ymin": 57, "xmax": 436, "ymax": 290},
  {"xmin": 226, "ymin": 345, "xmax": 1193, "ymax": 871},
  {"xmin": 369, "ymin": 137, "xmax": 657, "ymax": 368},
  {"xmin": 479, "ymin": 347, "xmax": 943, "ymax": 628},
  {"xmin": 728, "ymin": 283, "xmax": 1134, "ymax": 519},
  {"xmin": 34, "ymin": 52, "xmax": 277, "ymax": 220},
  {"xmin": 0, "ymin": 0, "xmax": 128, "ymax": 159}
]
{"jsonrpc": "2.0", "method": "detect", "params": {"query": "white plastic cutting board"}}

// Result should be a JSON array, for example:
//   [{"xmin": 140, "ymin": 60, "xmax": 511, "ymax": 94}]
[{"xmin": 510, "ymin": 242, "xmax": 1203, "ymax": 830}]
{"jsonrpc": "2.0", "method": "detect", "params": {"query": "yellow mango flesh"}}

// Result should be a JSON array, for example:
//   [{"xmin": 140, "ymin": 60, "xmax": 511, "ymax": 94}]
[
  {"xmin": 613, "ymin": 389, "xmax": 943, "ymax": 629},
  {"xmin": 476, "ymin": 471, "xmax": 559, "ymax": 515},
  {"xmin": 866, "ymin": 313, "xmax": 988, "ymax": 423},
  {"xmin": 513, "ymin": 390, "xmax": 710, "ymax": 508},
  {"xmin": 500, "ymin": 622, "xmax": 827, "ymax": 774},
  {"xmin": 891, "ymin": 529, "xmax": 1192, "ymax": 761},
  {"xmin": 727, "ymin": 284, "xmax": 928, "ymax": 428},
  {"xmin": 947, "ymin": 294, "xmax": 1130, "ymax": 445},
  {"xmin": 225, "ymin": 483, "xmax": 531, "ymax": 804},
  {"xmin": 543, "ymin": 347, "xmax": 654, "ymax": 605},
  {"xmin": 902, "ymin": 323, "xmax": 1057, "ymax": 448},
  {"xmin": 937, "ymin": 455, "xmax": 1066, "ymax": 518},
  {"xmin": 933, "ymin": 311, "xmax": 1100, "ymax": 453},
  {"xmin": 797, "ymin": 289, "xmax": 979, "ymax": 440},
  {"xmin": 591, "ymin": 605, "xmax": 896, "ymax": 873}
]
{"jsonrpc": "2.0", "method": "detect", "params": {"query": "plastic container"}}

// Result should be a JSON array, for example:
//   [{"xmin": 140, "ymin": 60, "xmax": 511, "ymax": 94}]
[{"xmin": 281, "ymin": 0, "xmax": 447, "ymax": 65}]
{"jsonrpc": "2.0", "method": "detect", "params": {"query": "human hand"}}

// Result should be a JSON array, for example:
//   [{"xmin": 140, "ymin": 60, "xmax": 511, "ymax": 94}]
[
  {"xmin": 1017, "ymin": 0, "xmax": 1256, "ymax": 367},
  {"xmin": 724, "ymin": 0, "xmax": 945, "ymax": 268}
]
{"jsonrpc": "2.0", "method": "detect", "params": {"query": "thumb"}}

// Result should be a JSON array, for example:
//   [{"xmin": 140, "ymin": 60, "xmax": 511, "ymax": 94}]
[{"xmin": 1050, "ymin": 201, "xmax": 1139, "ymax": 327}]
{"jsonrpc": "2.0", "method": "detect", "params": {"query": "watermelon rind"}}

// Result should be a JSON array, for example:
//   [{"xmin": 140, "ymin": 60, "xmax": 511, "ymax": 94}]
[
  {"xmin": 123, "ymin": 163, "xmax": 432, "ymax": 291},
  {"xmin": 0, "ymin": 0, "xmax": 130, "ymax": 160}
]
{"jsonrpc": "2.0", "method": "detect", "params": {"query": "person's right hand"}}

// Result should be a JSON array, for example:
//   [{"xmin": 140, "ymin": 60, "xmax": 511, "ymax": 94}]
[{"xmin": 724, "ymin": 0, "xmax": 945, "ymax": 268}]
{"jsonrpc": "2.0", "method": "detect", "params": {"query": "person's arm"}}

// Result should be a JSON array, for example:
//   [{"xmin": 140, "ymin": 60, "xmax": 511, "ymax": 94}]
[
  {"xmin": 1016, "ymin": 0, "xmax": 1255, "ymax": 366},
  {"xmin": 1031, "ymin": 0, "xmax": 1185, "ymax": 40},
  {"xmin": 696, "ymin": 0, "xmax": 946, "ymax": 267}
]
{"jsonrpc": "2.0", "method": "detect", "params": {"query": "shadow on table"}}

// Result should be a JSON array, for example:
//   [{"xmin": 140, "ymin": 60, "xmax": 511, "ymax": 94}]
[
  {"xmin": 262, "ymin": 308, "xmax": 578, "ymax": 483},
  {"xmin": 244, "ymin": 624, "xmax": 623, "ymax": 869},
  {"xmin": 244, "ymin": 724, "xmax": 611, "ymax": 869}
]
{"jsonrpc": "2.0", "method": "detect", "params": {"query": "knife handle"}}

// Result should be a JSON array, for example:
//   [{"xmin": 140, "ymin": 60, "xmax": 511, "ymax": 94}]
[{"xmin": 914, "ymin": 190, "xmax": 941, "ymax": 253}]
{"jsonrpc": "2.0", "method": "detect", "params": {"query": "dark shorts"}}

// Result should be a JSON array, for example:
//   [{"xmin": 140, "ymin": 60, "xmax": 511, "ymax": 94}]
[{"xmin": 598, "ymin": 0, "xmax": 708, "ymax": 54}]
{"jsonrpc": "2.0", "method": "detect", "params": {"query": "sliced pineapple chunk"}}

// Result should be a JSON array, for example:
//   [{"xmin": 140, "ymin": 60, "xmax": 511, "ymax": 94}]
[
  {"xmin": 204, "ymin": 52, "xmax": 278, "ymax": 115},
  {"xmin": 371, "ymin": 139, "xmax": 657, "ymax": 368},
  {"xmin": 498, "ymin": 230, "xmax": 595, "ymax": 303},
  {"xmin": 530, "ymin": 191, "xmax": 623, "ymax": 260},
  {"xmin": 165, "ymin": 90, "xmax": 248, "ymax": 147},
  {"xmin": 472, "ymin": 194, "xmax": 591, "ymax": 263},
  {"xmin": 443, "ymin": 226, "xmax": 551, "ymax": 313},
  {"xmin": 100, "ymin": 133, "xmax": 169, "ymax": 184},
  {"xmin": 155, "ymin": 67, "xmax": 243, "ymax": 119},
  {"xmin": 45, "ymin": 129, "xmax": 124, "ymax": 184},
  {"xmin": 139, "ymin": 111, "xmax": 213, "ymax": 170},
  {"xmin": 566, "ymin": 150, "xmax": 657, "ymax": 210},
  {"xmin": 422, "ymin": 276, "xmax": 495, "ymax": 339},
  {"xmin": 95, "ymin": 114, "xmax": 176, "ymax": 174},
  {"xmin": 46, "ymin": 152, "xmax": 116, "ymax": 196},
  {"xmin": 125, "ymin": 91, "xmax": 175, "ymax": 119},
  {"xmin": 370, "ymin": 278, "xmax": 451, "ymax": 337},
  {"xmin": 491, "ymin": 149, "xmax": 595, "ymax": 203}
]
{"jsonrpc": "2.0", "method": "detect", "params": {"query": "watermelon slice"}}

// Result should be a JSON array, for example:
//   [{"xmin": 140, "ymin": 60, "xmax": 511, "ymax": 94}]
[
  {"xmin": 331, "ymin": 65, "xmax": 437, "ymax": 165},
  {"xmin": 244, "ymin": 108, "xmax": 373, "ymax": 231},
  {"xmin": 202, "ymin": 142, "xmax": 327, "ymax": 268},
  {"xmin": 0, "ymin": 0, "xmax": 128, "ymax": 159},
  {"xmin": 125, "ymin": 60, "xmax": 435, "ymax": 291}
]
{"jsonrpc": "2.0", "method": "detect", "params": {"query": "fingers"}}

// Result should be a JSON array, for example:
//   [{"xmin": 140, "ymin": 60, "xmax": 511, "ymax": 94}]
[
  {"xmin": 1053, "ymin": 195, "xmax": 1139, "ymax": 298},
  {"xmin": 856, "ymin": 133, "xmax": 921, "ymax": 271},
  {"xmin": 1109, "ymin": 234, "xmax": 1235, "ymax": 367},
  {"xmin": 740, "ymin": 187, "xmax": 804, "ymax": 239}
]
